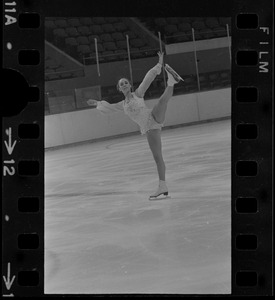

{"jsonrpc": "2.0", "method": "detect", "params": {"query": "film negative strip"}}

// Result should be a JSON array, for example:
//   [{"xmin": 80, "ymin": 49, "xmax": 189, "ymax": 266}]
[{"xmin": 2, "ymin": 0, "xmax": 273, "ymax": 296}]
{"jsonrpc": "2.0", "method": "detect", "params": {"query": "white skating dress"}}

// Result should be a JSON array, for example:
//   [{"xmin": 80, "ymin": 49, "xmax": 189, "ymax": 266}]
[{"xmin": 96, "ymin": 63, "xmax": 163, "ymax": 135}]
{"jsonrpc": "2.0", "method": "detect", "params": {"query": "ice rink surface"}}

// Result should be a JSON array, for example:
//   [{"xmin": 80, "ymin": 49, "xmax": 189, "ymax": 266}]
[{"xmin": 45, "ymin": 119, "xmax": 231, "ymax": 294}]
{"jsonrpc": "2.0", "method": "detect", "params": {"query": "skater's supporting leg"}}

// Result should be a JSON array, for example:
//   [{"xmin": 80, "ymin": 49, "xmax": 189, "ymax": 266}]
[
  {"xmin": 146, "ymin": 129, "xmax": 169, "ymax": 199},
  {"xmin": 146, "ymin": 129, "xmax": 165, "ymax": 181}
]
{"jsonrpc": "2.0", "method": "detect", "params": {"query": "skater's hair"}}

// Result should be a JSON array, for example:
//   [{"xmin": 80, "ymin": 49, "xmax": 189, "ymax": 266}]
[{"xmin": 117, "ymin": 77, "xmax": 132, "ymax": 92}]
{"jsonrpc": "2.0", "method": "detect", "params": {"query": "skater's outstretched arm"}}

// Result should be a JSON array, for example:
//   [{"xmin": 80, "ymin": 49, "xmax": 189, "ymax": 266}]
[
  {"xmin": 135, "ymin": 52, "xmax": 163, "ymax": 98},
  {"xmin": 87, "ymin": 99, "xmax": 124, "ymax": 115}
]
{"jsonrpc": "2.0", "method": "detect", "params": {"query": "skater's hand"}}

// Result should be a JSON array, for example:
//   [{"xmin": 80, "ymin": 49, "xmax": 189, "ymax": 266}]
[
  {"xmin": 87, "ymin": 99, "xmax": 98, "ymax": 106},
  {"xmin": 157, "ymin": 51, "xmax": 164, "ymax": 65}
]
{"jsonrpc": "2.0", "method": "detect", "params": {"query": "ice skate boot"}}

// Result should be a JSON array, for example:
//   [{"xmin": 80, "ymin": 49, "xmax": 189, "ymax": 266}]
[
  {"xmin": 149, "ymin": 180, "xmax": 170, "ymax": 200},
  {"xmin": 165, "ymin": 64, "xmax": 184, "ymax": 84}
]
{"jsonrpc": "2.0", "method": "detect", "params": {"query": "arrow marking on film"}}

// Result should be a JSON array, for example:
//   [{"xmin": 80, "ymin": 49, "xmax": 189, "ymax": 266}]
[
  {"xmin": 3, "ymin": 263, "xmax": 16, "ymax": 290},
  {"xmin": 4, "ymin": 128, "xmax": 17, "ymax": 155}
]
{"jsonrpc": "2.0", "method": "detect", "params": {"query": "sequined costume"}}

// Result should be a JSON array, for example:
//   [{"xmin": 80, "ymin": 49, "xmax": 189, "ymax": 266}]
[{"xmin": 96, "ymin": 63, "xmax": 163, "ymax": 135}]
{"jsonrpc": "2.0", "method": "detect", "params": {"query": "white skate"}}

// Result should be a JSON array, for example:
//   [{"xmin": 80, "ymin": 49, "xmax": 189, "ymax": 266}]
[
  {"xmin": 149, "ymin": 181, "xmax": 170, "ymax": 200},
  {"xmin": 165, "ymin": 64, "xmax": 184, "ymax": 83}
]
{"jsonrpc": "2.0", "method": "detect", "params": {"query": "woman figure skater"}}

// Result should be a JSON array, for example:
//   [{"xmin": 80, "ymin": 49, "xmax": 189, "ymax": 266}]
[{"xmin": 87, "ymin": 52, "xmax": 183, "ymax": 200}]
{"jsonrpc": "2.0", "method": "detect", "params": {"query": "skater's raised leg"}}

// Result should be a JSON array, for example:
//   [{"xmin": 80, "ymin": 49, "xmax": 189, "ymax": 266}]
[{"xmin": 151, "ymin": 64, "xmax": 183, "ymax": 124}]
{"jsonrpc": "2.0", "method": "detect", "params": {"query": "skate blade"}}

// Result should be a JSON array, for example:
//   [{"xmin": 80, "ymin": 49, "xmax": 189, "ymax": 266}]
[
  {"xmin": 149, "ymin": 194, "xmax": 171, "ymax": 201},
  {"xmin": 165, "ymin": 64, "xmax": 184, "ymax": 82}
]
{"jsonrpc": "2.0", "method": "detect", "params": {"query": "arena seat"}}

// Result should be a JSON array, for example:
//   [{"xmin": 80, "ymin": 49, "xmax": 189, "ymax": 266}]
[
  {"xmin": 77, "ymin": 36, "xmax": 89, "ymax": 45},
  {"xmin": 205, "ymin": 18, "xmax": 220, "ymax": 29},
  {"xmin": 103, "ymin": 41, "xmax": 117, "ymax": 51},
  {"xmin": 90, "ymin": 24, "xmax": 104, "ymax": 34},
  {"xmin": 95, "ymin": 43, "xmax": 104, "ymax": 53},
  {"xmin": 68, "ymin": 18, "xmax": 81, "ymax": 27},
  {"xmin": 112, "ymin": 32, "xmax": 124, "ymax": 41},
  {"xmin": 93, "ymin": 17, "xmax": 105, "ymax": 24},
  {"xmin": 77, "ymin": 26, "xmax": 91, "ymax": 36},
  {"xmin": 77, "ymin": 44, "xmax": 91, "ymax": 56},
  {"xmin": 113, "ymin": 22, "xmax": 127, "ymax": 32},
  {"xmin": 117, "ymin": 40, "xmax": 127, "ymax": 49},
  {"xmin": 53, "ymin": 28, "xmax": 68, "ymax": 38},
  {"xmin": 89, "ymin": 34, "xmax": 101, "ymax": 44},
  {"xmin": 46, "ymin": 20, "xmax": 57, "ymax": 30},
  {"xmin": 164, "ymin": 24, "xmax": 178, "ymax": 35},
  {"xmin": 65, "ymin": 37, "xmax": 78, "ymax": 46},
  {"xmin": 131, "ymin": 38, "xmax": 145, "ymax": 48},
  {"xmin": 79, "ymin": 17, "xmax": 93, "ymax": 26},
  {"xmin": 100, "ymin": 33, "xmax": 113, "ymax": 42},
  {"xmin": 66, "ymin": 27, "xmax": 79, "ymax": 37},
  {"xmin": 124, "ymin": 31, "xmax": 137, "ymax": 39},
  {"xmin": 192, "ymin": 20, "xmax": 206, "ymax": 30},
  {"xmin": 102, "ymin": 23, "xmax": 116, "ymax": 33},
  {"xmin": 54, "ymin": 18, "xmax": 68, "ymax": 28},
  {"xmin": 178, "ymin": 22, "xmax": 192, "ymax": 32}
]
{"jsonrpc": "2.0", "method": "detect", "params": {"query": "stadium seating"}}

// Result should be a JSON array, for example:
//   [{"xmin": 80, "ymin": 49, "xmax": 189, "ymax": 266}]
[
  {"xmin": 140, "ymin": 17, "xmax": 231, "ymax": 44},
  {"xmin": 68, "ymin": 18, "xmax": 82, "ymax": 27},
  {"xmin": 117, "ymin": 40, "xmax": 127, "ymax": 50},
  {"xmin": 91, "ymin": 24, "xmax": 104, "ymax": 34},
  {"xmin": 113, "ymin": 22, "xmax": 127, "ymax": 32},
  {"xmin": 103, "ymin": 41, "xmax": 117, "ymax": 51},
  {"xmin": 53, "ymin": 28, "xmax": 68, "ymax": 38},
  {"xmin": 178, "ymin": 22, "xmax": 192, "ymax": 32},
  {"xmin": 112, "ymin": 32, "xmax": 125, "ymax": 41},
  {"xmin": 124, "ymin": 30, "xmax": 137, "ymax": 39},
  {"xmin": 100, "ymin": 33, "xmax": 113, "ymax": 42},
  {"xmin": 55, "ymin": 18, "xmax": 68, "ymax": 28},
  {"xmin": 77, "ymin": 36, "xmax": 89, "ymax": 45},
  {"xmin": 79, "ymin": 17, "xmax": 93, "ymax": 26},
  {"xmin": 45, "ymin": 16, "xmax": 231, "ymax": 86},
  {"xmin": 78, "ymin": 26, "xmax": 91, "ymax": 36},
  {"xmin": 102, "ymin": 23, "xmax": 116, "ymax": 33},
  {"xmin": 205, "ymin": 18, "xmax": 220, "ymax": 29},
  {"xmin": 88, "ymin": 34, "xmax": 100, "ymax": 44},
  {"xmin": 164, "ymin": 24, "xmax": 178, "ymax": 35},
  {"xmin": 66, "ymin": 27, "xmax": 79, "ymax": 37},
  {"xmin": 47, "ymin": 17, "xmax": 160, "ymax": 64},
  {"xmin": 93, "ymin": 17, "xmax": 105, "ymax": 25}
]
